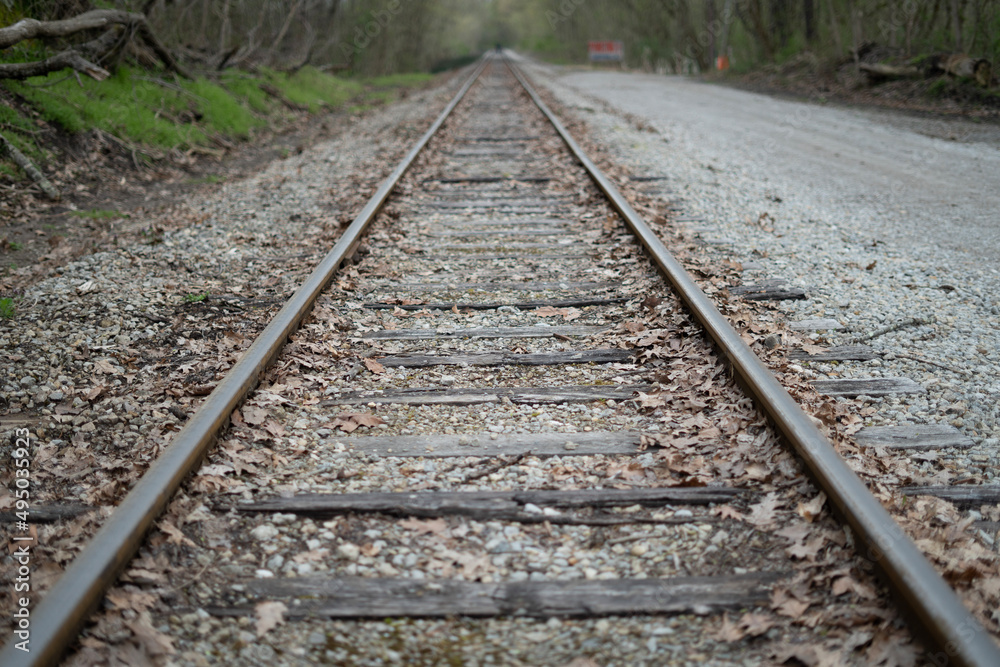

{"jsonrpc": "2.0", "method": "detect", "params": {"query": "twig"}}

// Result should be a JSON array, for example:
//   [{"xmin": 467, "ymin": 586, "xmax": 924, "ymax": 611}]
[
  {"xmin": 855, "ymin": 316, "xmax": 934, "ymax": 342},
  {"xmin": 462, "ymin": 452, "xmax": 529, "ymax": 483},
  {"xmin": 887, "ymin": 353, "xmax": 970, "ymax": 377},
  {"xmin": 0, "ymin": 132, "xmax": 60, "ymax": 199}
]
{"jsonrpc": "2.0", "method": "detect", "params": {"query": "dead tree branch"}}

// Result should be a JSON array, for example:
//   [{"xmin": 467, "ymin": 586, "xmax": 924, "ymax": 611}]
[
  {"xmin": 0, "ymin": 133, "xmax": 60, "ymax": 200},
  {"xmin": 0, "ymin": 9, "xmax": 191, "ymax": 79}
]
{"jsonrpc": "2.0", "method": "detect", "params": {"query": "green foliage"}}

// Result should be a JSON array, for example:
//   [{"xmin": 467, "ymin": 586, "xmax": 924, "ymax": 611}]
[
  {"xmin": 0, "ymin": 297, "xmax": 16, "ymax": 319},
  {"xmin": 220, "ymin": 71, "xmax": 273, "ymax": 113},
  {"xmin": 927, "ymin": 78, "xmax": 950, "ymax": 98},
  {"xmin": 263, "ymin": 66, "xmax": 364, "ymax": 113},
  {"xmin": 5, "ymin": 241, "xmax": 23, "ymax": 251},
  {"xmin": 183, "ymin": 292, "xmax": 208, "ymax": 303}
]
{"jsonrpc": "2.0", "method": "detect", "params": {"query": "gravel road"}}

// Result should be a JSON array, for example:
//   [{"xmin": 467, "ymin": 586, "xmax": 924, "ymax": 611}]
[{"xmin": 525, "ymin": 62, "xmax": 1000, "ymax": 479}]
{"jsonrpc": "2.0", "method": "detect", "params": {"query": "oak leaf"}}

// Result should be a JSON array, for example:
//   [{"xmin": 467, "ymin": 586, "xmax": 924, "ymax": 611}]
[
  {"xmin": 797, "ymin": 491, "xmax": 827, "ymax": 522},
  {"xmin": 255, "ymin": 601, "xmax": 288, "ymax": 637},
  {"xmin": 364, "ymin": 358, "xmax": 386, "ymax": 374}
]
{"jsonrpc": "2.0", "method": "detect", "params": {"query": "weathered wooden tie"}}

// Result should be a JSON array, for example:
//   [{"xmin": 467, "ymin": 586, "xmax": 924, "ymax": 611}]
[
  {"xmin": 364, "ymin": 297, "xmax": 627, "ymax": 311},
  {"xmin": 362, "ymin": 325, "xmax": 607, "ymax": 341},
  {"xmin": 788, "ymin": 345, "xmax": 877, "ymax": 362},
  {"xmin": 234, "ymin": 486, "xmax": 743, "ymax": 525},
  {"xmin": 377, "ymin": 348, "xmax": 631, "ymax": 368},
  {"xmin": 811, "ymin": 377, "xmax": 925, "ymax": 397},
  {"xmin": 215, "ymin": 573, "xmax": 784, "ymax": 619},
  {"xmin": 326, "ymin": 431, "xmax": 641, "ymax": 458},
  {"xmin": 320, "ymin": 384, "xmax": 645, "ymax": 407},
  {"xmin": 855, "ymin": 424, "xmax": 974, "ymax": 450}
]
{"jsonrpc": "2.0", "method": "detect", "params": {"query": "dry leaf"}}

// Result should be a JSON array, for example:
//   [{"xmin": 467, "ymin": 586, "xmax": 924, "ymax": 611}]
[
  {"xmin": 786, "ymin": 536, "xmax": 826, "ymax": 561},
  {"xmin": 636, "ymin": 392, "xmax": 666, "ymax": 409},
  {"xmin": 831, "ymin": 575, "xmax": 877, "ymax": 600},
  {"xmin": 713, "ymin": 505, "xmax": 745, "ymax": 522},
  {"xmin": 255, "ymin": 601, "xmax": 287, "ymax": 637},
  {"xmin": 332, "ymin": 412, "xmax": 385, "ymax": 433},
  {"xmin": 797, "ymin": 492, "xmax": 827, "ymax": 522},
  {"xmin": 715, "ymin": 613, "xmax": 744, "ymax": 641},
  {"xmin": 400, "ymin": 517, "xmax": 448, "ymax": 535},
  {"xmin": 771, "ymin": 588, "xmax": 810, "ymax": 618},
  {"xmin": 737, "ymin": 612, "xmax": 774, "ymax": 638},
  {"xmin": 746, "ymin": 493, "xmax": 781, "ymax": 529},
  {"xmin": 127, "ymin": 612, "xmax": 176, "ymax": 657},
  {"xmin": 242, "ymin": 406, "xmax": 268, "ymax": 425},
  {"xmin": 158, "ymin": 520, "xmax": 196, "ymax": 547},
  {"xmin": 93, "ymin": 359, "xmax": 117, "ymax": 374},
  {"xmin": 364, "ymin": 358, "xmax": 386, "ymax": 374}
]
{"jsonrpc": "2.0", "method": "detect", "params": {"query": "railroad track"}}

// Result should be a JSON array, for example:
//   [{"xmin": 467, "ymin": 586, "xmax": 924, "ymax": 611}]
[{"xmin": 5, "ymin": 55, "xmax": 999, "ymax": 666}]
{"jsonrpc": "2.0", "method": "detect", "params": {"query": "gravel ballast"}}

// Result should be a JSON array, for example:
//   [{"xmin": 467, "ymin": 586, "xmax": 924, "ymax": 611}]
[{"xmin": 524, "ymin": 62, "xmax": 1000, "ymax": 479}]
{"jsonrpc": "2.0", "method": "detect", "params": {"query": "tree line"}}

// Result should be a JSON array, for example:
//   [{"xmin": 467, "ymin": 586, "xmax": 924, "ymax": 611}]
[
  {"xmin": 505, "ymin": 0, "xmax": 999, "ymax": 78},
  {"xmin": 1, "ymin": 1, "xmax": 996, "ymax": 78}
]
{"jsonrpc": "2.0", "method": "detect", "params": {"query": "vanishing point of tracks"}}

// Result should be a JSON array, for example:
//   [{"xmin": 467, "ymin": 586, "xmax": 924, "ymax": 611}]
[{"xmin": 5, "ymin": 56, "xmax": 999, "ymax": 666}]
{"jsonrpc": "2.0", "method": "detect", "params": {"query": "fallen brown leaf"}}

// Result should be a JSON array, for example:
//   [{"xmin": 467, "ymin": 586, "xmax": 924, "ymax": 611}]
[
  {"xmin": 797, "ymin": 491, "xmax": 827, "ymax": 522},
  {"xmin": 255, "ymin": 600, "xmax": 288, "ymax": 637}
]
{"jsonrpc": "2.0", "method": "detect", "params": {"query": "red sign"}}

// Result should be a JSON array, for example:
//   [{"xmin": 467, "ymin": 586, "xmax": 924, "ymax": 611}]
[{"xmin": 588, "ymin": 41, "xmax": 623, "ymax": 62}]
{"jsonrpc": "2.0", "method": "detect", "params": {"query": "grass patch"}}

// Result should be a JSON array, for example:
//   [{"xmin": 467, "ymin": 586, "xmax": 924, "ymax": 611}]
[
  {"xmin": 263, "ymin": 66, "xmax": 364, "ymax": 113},
  {"xmin": 71, "ymin": 209, "xmax": 125, "ymax": 220},
  {"xmin": 0, "ymin": 297, "xmax": 16, "ymax": 319},
  {"xmin": 5, "ymin": 65, "xmax": 270, "ymax": 150},
  {"xmin": 1, "ymin": 62, "xmax": 434, "ymax": 184},
  {"xmin": 183, "ymin": 292, "xmax": 208, "ymax": 303}
]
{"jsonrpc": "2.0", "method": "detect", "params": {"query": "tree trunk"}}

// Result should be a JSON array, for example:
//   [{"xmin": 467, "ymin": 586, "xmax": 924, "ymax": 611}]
[
  {"xmin": 950, "ymin": 0, "xmax": 963, "ymax": 51},
  {"xmin": 803, "ymin": 0, "xmax": 815, "ymax": 44}
]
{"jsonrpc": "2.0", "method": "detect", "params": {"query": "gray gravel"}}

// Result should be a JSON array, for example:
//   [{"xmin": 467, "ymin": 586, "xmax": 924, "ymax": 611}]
[{"xmin": 523, "ymin": 61, "xmax": 1000, "ymax": 479}]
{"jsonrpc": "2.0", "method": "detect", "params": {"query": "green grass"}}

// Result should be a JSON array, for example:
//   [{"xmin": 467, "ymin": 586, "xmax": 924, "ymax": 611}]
[
  {"xmin": 70, "ymin": 209, "xmax": 125, "ymax": 220},
  {"xmin": 1, "ymin": 61, "xmax": 435, "ymax": 183},
  {"xmin": 5, "ymin": 65, "xmax": 271, "ymax": 149},
  {"xmin": 3, "ymin": 241, "xmax": 23, "ymax": 251},
  {"xmin": 263, "ymin": 66, "xmax": 364, "ymax": 113},
  {"xmin": 0, "ymin": 97, "xmax": 47, "ymax": 166},
  {"xmin": 0, "ymin": 297, "xmax": 16, "ymax": 319},
  {"xmin": 183, "ymin": 292, "xmax": 207, "ymax": 303}
]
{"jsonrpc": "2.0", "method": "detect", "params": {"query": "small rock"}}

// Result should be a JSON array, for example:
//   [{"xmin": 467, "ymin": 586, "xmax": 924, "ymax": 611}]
[
  {"xmin": 250, "ymin": 525, "xmax": 279, "ymax": 541},
  {"xmin": 337, "ymin": 542, "xmax": 360, "ymax": 561}
]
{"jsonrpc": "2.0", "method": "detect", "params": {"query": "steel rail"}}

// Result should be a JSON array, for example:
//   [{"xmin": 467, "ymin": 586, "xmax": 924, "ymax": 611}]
[
  {"xmin": 0, "ymin": 56, "xmax": 490, "ymax": 667},
  {"xmin": 504, "ymin": 57, "xmax": 1000, "ymax": 667}
]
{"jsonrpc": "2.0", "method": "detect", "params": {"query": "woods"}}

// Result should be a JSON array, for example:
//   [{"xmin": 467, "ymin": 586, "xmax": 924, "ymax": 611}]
[
  {"xmin": 2, "ymin": 1, "xmax": 996, "ymax": 84},
  {"xmin": 0, "ymin": 0, "xmax": 996, "ymax": 196},
  {"xmin": 518, "ymin": 0, "xmax": 999, "ymax": 82}
]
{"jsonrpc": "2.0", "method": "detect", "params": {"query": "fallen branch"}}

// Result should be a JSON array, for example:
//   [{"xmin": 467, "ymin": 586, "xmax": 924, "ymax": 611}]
[
  {"xmin": 0, "ymin": 9, "xmax": 190, "ymax": 80},
  {"xmin": 886, "ymin": 353, "xmax": 970, "ymax": 377},
  {"xmin": 0, "ymin": 132, "xmax": 60, "ymax": 199},
  {"xmin": 855, "ymin": 316, "xmax": 934, "ymax": 342}
]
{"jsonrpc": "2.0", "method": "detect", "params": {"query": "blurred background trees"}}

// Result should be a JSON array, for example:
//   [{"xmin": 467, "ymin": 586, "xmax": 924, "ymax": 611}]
[{"xmin": 1, "ymin": 0, "xmax": 996, "ymax": 77}]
